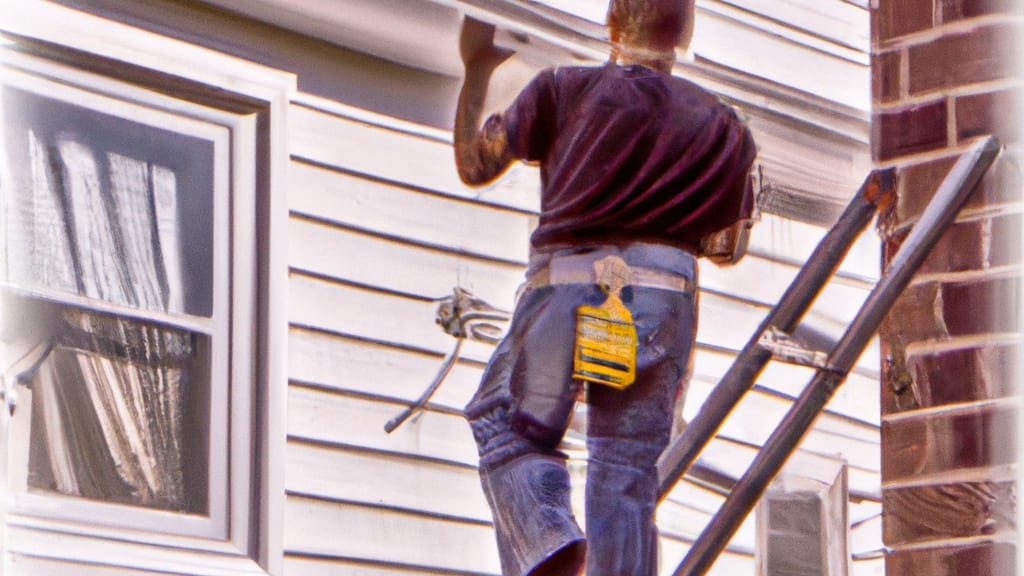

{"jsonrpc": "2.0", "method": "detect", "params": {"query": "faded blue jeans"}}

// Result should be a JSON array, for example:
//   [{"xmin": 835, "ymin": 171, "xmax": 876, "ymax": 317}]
[{"xmin": 465, "ymin": 243, "xmax": 697, "ymax": 576}]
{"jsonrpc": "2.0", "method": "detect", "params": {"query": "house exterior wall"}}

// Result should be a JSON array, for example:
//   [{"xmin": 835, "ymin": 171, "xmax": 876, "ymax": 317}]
[{"xmin": 872, "ymin": 1, "xmax": 1022, "ymax": 574}]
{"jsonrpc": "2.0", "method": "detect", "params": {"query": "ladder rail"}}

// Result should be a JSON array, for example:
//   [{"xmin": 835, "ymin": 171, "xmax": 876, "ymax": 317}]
[
  {"xmin": 656, "ymin": 166, "xmax": 896, "ymax": 499},
  {"xmin": 672, "ymin": 135, "xmax": 1001, "ymax": 576}
]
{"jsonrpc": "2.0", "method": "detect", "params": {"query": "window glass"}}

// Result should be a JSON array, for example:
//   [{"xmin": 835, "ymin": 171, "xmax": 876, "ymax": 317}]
[
  {"xmin": 1, "ymin": 86, "xmax": 217, "ymax": 515},
  {"xmin": 19, "ymin": 298, "xmax": 210, "ymax": 514},
  {"xmin": 2, "ymin": 87, "xmax": 214, "ymax": 317}
]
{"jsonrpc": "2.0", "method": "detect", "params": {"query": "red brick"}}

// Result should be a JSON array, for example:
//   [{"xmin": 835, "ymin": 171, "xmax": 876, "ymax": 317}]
[
  {"xmin": 881, "ymin": 283, "xmax": 944, "ymax": 343},
  {"xmin": 908, "ymin": 343, "xmax": 1022, "ymax": 405},
  {"xmin": 940, "ymin": 0, "xmax": 1021, "ymax": 22},
  {"xmin": 957, "ymin": 88, "xmax": 1024, "ymax": 145},
  {"xmin": 873, "ymin": 100, "xmax": 949, "ymax": 161},
  {"xmin": 916, "ymin": 219, "xmax": 989, "ymax": 274},
  {"xmin": 913, "ymin": 213, "xmax": 1023, "ymax": 274},
  {"xmin": 886, "ymin": 541, "xmax": 1016, "ymax": 576},
  {"xmin": 908, "ymin": 23, "xmax": 1018, "ymax": 95},
  {"xmin": 882, "ymin": 402, "xmax": 1018, "ymax": 480},
  {"xmin": 873, "ymin": 50, "xmax": 902, "ymax": 104},
  {"xmin": 883, "ymin": 481, "xmax": 1015, "ymax": 543},
  {"xmin": 874, "ymin": 0, "xmax": 935, "ymax": 45},
  {"xmin": 941, "ymin": 276, "xmax": 1022, "ymax": 336},
  {"xmin": 889, "ymin": 153, "xmax": 1023, "ymax": 229}
]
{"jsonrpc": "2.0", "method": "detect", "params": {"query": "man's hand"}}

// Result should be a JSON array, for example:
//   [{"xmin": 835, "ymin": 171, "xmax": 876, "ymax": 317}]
[
  {"xmin": 698, "ymin": 219, "xmax": 753, "ymax": 266},
  {"xmin": 460, "ymin": 17, "xmax": 514, "ymax": 71}
]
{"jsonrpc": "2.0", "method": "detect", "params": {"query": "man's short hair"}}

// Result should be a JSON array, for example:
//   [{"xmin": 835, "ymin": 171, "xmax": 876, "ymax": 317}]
[{"xmin": 607, "ymin": 0, "xmax": 694, "ymax": 53}]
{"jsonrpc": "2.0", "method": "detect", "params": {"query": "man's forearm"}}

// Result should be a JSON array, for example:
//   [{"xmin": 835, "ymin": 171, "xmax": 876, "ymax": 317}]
[{"xmin": 454, "ymin": 18, "xmax": 514, "ymax": 185}]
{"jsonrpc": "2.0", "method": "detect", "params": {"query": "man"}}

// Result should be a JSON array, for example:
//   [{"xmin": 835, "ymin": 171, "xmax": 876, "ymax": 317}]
[{"xmin": 454, "ymin": 1, "xmax": 756, "ymax": 574}]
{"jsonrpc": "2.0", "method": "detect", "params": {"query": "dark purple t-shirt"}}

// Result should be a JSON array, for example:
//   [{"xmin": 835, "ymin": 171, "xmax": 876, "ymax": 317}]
[{"xmin": 502, "ymin": 64, "xmax": 756, "ymax": 253}]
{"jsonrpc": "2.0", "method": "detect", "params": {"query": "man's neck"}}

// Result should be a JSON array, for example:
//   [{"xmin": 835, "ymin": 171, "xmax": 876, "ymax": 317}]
[{"xmin": 610, "ymin": 43, "xmax": 675, "ymax": 74}]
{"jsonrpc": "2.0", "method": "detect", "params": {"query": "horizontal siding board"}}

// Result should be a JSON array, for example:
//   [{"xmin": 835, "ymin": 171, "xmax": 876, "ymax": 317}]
[
  {"xmin": 288, "ymin": 218, "xmax": 524, "ymax": 305},
  {"xmin": 284, "ymin": 496, "xmax": 501, "ymax": 574},
  {"xmin": 5, "ymin": 526, "xmax": 265, "ymax": 576},
  {"xmin": 289, "ymin": 104, "xmax": 539, "ymax": 214},
  {"xmin": 287, "ymin": 441, "xmax": 490, "ymax": 523},
  {"xmin": 289, "ymin": 273, "xmax": 497, "ymax": 364},
  {"xmin": 284, "ymin": 555, "xmax": 462, "ymax": 576},
  {"xmin": 289, "ymin": 161, "xmax": 535, "ymax": 264},
  {"xmin": 289, "ymin": 327, "xmax": 482, "ymax": 411},
  {"xmin": 659, "ymin": 539, "xmax": 754, "ymax": 575},
  {"xmin": 8, "ymin": 556, "xmax": 177, "ymax": 576},
  {"xmin": 288, "ymin": 384, "xmax": 478, "ymax": 466},
  {"xmin": 656, "ymin": 501, "xmax": 752, "ymax": 550}
]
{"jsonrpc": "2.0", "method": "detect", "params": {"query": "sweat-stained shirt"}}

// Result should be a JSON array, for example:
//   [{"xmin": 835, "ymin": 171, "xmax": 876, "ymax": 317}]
[{"xmin": 500, "ymin": 63, "xmax": 757, "ymax": 254}]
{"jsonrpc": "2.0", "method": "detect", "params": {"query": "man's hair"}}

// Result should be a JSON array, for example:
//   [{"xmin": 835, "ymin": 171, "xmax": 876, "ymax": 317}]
[{"xmin": 607, "ymin": 0, "xmax": 694, "ymax": 53}]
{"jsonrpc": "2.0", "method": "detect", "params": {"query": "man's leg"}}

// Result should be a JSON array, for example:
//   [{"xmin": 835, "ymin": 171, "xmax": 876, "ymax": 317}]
[
  {"xmin": 585, "ymin": 285, "xmax": 696, "ymax": 575},
  {"xmin": 466, "ymin": 286, "xmax": 592, "ymax": 576}
]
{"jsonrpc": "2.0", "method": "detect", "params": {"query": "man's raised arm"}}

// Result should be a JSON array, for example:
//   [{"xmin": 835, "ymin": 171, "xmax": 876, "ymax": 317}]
[{"xmin": 454, "ymin": 18, "xmax": 516, "ymax": 185}]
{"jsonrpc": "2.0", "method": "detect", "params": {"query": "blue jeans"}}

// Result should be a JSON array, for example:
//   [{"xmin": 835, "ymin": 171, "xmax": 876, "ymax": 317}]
[{"xmin": 465, "ymin": 243, "xmax": 697, "ymax": 576}]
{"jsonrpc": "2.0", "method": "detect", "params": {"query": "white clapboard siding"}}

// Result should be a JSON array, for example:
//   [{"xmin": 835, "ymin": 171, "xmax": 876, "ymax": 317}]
[
  {"xmin": 700, "ymin": 252, "xmax": 874, "ymax": 330},
  {"xmin": 283, "ymin": 556, "xmax": 464, "ymax": 576},
  {"xmin": 660, "ymin": 539, "xmax": 755, "ymax": 576},
  {"xmin": 749, "ymin": 214, "xmax": 880, "ymax": 281},
  {"xmin": 283, "ymin": 93, "xmax": 882, "ymax": 575},
  {"xmin": 288, "ymin": 384, "xmax": 478, "ymax": 467},
  {"xmin": 289, "ymin": 217, "xmax": 524, "ymax": 306},
  {"xmin": 287, "ymin": 441, "xmax": 490, "ymax": 523},
  {"xmin": 7, "ymin": 557, "xmax": 176, "ymax": 576},
  {"xmin": 289, "ymin": 272, "xmax": 497, "ymax": 364},
  {"xmin": 5, "ymin": 525, "xmax": 266, "ymax": 576},
  {"xmin": 290, "ymin": 160, "xmax": 535, "ymax": 264},
  {"xmin": 285, "ymin": 496, "xmax": 502, "ymax": 574},
  {"xmin": 696, "ymin": 342, "xmax": 880, "ymax": 428},
  {"xmin": 289, "ymin": 104, "xmax": 540, "ymax": 214},
  {"xmin": 658, "ymin": 499, "xmax": 757, "ymax": 551},
  {"xmin": 850, "ymin": 514, "xmax": 885, "ymax": 559},
  {"xmin": 685, "ymin": 378, "xmax": 880, "ymax": 495},
  {"xmin": 289, "ymin": 326, "xmax": 483, "ymax": 412}
]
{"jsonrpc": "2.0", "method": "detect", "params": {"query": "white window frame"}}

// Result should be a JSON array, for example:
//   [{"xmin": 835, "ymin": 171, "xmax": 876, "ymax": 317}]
[{"xmin": 0, "ymin": 2, "xmax": 292, "ymax": 574}]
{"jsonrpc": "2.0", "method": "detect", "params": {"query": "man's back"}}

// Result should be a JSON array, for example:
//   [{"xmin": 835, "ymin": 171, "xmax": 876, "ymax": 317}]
[{"xmin": 504, "ymin": 63, "xmax": 756, "ymax": 253}]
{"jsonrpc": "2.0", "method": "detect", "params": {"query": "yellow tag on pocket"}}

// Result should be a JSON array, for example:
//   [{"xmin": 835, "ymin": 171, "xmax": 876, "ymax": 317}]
[{"xmin": 573, "ymin": 291, "xmax": 637, "ymax": 390}]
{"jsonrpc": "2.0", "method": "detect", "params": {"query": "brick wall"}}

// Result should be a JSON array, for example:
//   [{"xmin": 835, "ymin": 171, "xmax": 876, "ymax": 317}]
[{"xmin": 872, "ymin": 1, "xmax": 1022, "ymax": 574}]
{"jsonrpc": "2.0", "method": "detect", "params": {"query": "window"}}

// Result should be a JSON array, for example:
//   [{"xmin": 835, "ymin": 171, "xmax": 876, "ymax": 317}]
[
  {"xmin": 0, "ymin": 4, "xmax": 291, "ymax": 573},
  {"xmin": 2, "ymin": 64, "xmax": 232, "ymax": 533}
]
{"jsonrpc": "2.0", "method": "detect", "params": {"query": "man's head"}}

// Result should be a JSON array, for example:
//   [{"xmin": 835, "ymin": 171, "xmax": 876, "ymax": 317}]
[{"xmin": 607, "ymin": 0, "xmax": 695, "ymax": 73}]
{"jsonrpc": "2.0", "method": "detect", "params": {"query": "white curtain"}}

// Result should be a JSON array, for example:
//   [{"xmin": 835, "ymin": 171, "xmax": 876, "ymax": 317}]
[{"xmin": 18, "ymin": 130, "xmax": 195, "ymax": 512}]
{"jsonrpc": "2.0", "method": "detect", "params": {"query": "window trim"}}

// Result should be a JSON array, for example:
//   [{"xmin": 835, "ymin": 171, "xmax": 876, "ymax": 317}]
[{"xmin": 0, "ymin": 2, "xmax": 293, "ymax": 574}]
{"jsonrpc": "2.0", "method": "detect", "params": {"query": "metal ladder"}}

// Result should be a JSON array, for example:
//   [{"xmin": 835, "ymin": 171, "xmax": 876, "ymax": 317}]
[{"xmin": 655, "ymin": 136, "xmax": 1002, "ymax": 575}]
